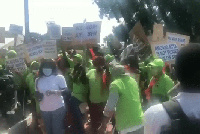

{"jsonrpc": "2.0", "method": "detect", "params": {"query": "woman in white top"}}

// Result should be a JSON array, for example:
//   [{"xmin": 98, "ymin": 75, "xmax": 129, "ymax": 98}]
[{"xmin": 35, "ymin": 59, "xmax": 68, "ymax": 134}]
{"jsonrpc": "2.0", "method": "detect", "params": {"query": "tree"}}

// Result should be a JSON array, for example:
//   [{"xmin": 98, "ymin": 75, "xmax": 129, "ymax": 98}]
[
  {"xmin": 103, "ymin": 34, "xmax": 122, "ymax": 59},
  {"xmin": 94, "ymin": 0, "xmax": 200, "ymax": 41},
  {"xmin": 112, "ymin": 24, "xmax": 129, "ymax": 45}
]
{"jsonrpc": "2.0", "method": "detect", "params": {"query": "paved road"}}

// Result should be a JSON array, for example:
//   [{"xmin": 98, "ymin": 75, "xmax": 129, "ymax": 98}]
[{"xmin": 0, "ymin": 103, "xmax": 32, "ymax": 134}]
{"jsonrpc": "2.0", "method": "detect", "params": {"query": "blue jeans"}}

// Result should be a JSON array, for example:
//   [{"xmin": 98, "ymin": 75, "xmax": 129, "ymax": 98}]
[
  {"xmin": 41, "ymin": 106, "xmax": 66, "ymax": 134},
  {"xmin": 70, "ymin": 96, "xmax": 84, "ymax": 134}
]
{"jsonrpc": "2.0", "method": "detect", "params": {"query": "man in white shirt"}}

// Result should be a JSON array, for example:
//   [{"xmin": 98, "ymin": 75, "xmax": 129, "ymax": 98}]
[{"xmin": 144, "ymin": 44, "xmax": 200, "ymax": 134}]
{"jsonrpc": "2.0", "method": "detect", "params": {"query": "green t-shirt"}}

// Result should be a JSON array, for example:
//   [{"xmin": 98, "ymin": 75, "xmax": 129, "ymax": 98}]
[
  {"xmin": 151, "ymin": 74, "xmax": 174, "ymax": 100},
  {"xmin": 86, "ymin": 60, "xmax": 94, "ymax": 72},
  {"xmin": 67, "ymin": 57, "xmax": 74, "ymax": 69},
  {"xmin": 110, "ymin": 75, "xmax": 143, "ymax": 131},
  {"xmin": 87, "ymin": 69, "xmax": 109, "ymax": 103},
  {"xmin": 25, "ymin": 73, "xmax": 40, "ymax": 113},
  {"xmin": 13, "ymin": 72, "xmax": 23, "ymax": 90},
  {"xmin": 72, "ymin": 82, "xmax": 88, "ymax": 102}
]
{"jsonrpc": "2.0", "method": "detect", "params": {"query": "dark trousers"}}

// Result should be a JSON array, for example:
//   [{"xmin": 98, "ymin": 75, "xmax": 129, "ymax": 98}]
[
  {"xmin": 89, "ymin": 102, "xmax": 105, "ymax": 133},
  {"xmin": 69, "ymin": 96, "xmax": 85, "ymax": 134},
  {"xmin": 41, "ymin": 106, "xmax": 66, "ymax": 134}
]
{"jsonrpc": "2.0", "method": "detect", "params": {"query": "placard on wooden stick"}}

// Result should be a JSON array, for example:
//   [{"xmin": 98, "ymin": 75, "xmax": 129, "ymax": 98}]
[
  {"xmin": 150, "ymin": 39, "xmax": 182, "ymax": 65},
  {"xmin": 129, "ymin": 22, "xmax": 149, "ymax": 45},
  {"xmin": 25, "ymin": 43, "xmax": 44, "ymax": 63},
  {"xmin": 43, "ymin": 40, "xmax": 57, "ymax": 59}
]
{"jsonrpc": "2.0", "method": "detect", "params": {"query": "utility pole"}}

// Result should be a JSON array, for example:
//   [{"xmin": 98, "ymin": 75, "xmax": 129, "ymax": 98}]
[{"xmin": 24, "ymin": 0, "xmax": 30, "ymax": 44}]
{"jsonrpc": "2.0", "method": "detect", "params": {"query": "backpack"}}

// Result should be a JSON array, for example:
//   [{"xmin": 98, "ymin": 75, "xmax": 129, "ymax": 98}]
[{"xmin": 161, "ymin": 99, "xmax": 200, "ymax": 134}]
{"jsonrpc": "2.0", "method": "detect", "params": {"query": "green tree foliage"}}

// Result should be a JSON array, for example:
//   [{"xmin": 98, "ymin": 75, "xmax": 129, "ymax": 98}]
[{"xmin": 94, "ymin": 0, "xmax": 200, "ymax": 41}]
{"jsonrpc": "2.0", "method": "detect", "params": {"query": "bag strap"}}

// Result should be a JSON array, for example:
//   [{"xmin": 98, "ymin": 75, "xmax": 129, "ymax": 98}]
[{"xmin": 162, "ymin": 99, "xmax": 188, "ymax": 121}]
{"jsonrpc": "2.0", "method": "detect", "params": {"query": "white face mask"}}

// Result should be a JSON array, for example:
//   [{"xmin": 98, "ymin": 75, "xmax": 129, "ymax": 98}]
[{"xmin": 43, "ymin": 68, "xmax": 52, "ymax": 76}]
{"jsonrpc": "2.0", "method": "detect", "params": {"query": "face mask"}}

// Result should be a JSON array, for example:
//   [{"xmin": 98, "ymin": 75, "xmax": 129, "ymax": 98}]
[
  {"xmin": 43, "ymin": 68, "xmax": 52, "ymax": 76},
  {"xmin": 32, "ymin": 70, "xmax": 38, "ymax": 73}
]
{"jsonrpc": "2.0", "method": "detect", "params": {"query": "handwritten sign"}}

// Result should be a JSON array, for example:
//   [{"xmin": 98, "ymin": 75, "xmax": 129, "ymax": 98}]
[
  {"xmin": 73, "ymin": 23, "xmax": 86, "ymax": 45},
  {"xmin": 85, "ymin": 21, "xmax": 101, "ymax": 44},
  {"xmin": 26, "ymin": 43, "xmax": 44, "ymax": 62},
  {"xmin": 43, "ymin": 40, "xmax": 57, "ymax": 59},
  {"xmin": 6, "ymin": 56, "xmax": 27, "ymax": 73},
  {"xmin": 62, "ymin": 27, "xmax": 74, "ymax": 42},
  {"xmin": 166, "ymin": 32, "xmax": 190, "ymax": 45},
  {"xmin": 154, "ymin": 43, "xmax": 179, "ymax": 62},
  {"xmin": 9, "ymin": 24, "xmax": 23, "ymax": 35},
  {"xmin": 73, "ymin": 21, "xmax": 101, "ymax": 45}
]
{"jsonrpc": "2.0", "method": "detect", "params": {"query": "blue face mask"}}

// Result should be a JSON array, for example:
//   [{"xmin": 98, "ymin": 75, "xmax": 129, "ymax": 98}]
[{"xmin": 43, "ymin": 68, "xmax": 52, "ymax": 76}]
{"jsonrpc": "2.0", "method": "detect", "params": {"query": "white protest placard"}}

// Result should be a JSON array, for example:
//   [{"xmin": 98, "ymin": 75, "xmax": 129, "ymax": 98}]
[
  {"xmin": 26, "ymin": 43, "xmax": 44, "ymax": 63},
  {"xmin": 9, "ymin": 24, "xmax": 23, "ymax": 35},
  {"xmin": 6, "ymin": 56, "xmax": 27, "ymax": 73},
  {"xmin": 85, "ymin": 21, "xmax": 101, "ymax": 44},
  {"xmin": 166, "ymin": 32, "xmax": 190, "ymax": 45},
  {"xmin": 47, "ymin": 23, "xmax": 61, "ymax": 40},
  {"xmin": 0, "ymin": 27, "xmax": 5, "ymax": 43},
  {"xmin": 73, "ymin": 23, "xmax": 86, "ymax": 45},
  {"xmin": 43, "ymin": 40, "xmax": 57, "ymax": 59},
  {"xmin": 152, "ymin": 42, "xmax": 179, "ymax": 62},
  {"xmin": 62, "ymin": 27, "xmax": 74, "ymax": 42}
]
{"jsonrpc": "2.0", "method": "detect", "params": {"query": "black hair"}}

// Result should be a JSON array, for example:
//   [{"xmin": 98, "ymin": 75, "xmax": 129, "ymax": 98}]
[
  {"xmin": 39, "ymin": 59, "xmax": 57, "ymax": 77},
  {"xmin": 127, "ymin": 54, "xmax": 139, "ymax": 70},
  {"xmin": 175, "ymin": 44, "xmax": 200, "ymax": 89},
  {"xmin": 72, "ymin": 63, "xmax": 88, "ymax": 85}
]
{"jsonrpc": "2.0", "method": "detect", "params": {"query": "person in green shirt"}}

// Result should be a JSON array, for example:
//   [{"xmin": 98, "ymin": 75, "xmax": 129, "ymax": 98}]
[
  {"xmin": 105, "ymin": 54, "xmax": 114, "ymax": 64},
  {"xmin": 99, "ymin": 64, "xmax": 144, "ymax": 134},
  {"xmin": 26, "ymin": 61, "xmax": 40, "ymax": 113},
  {"xmin": 69, "ymin": 54, "xmax": 89, "ymax": 134},
  {"xmin": 146, "ymin": 59, "xmax": 174, "ymax": 104},
  {"xmin": 6, "ymin": 50, "xmax": 24, "ymax": 105},
  {"xmin": 87, "ymin": 56, "xmax": 109, "ymax": 133}
]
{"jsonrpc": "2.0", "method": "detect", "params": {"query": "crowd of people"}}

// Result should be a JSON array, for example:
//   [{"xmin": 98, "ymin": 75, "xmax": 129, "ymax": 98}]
[{"xmin": 0, "ymin": 43, "xmax": 200, "ymax": 134}]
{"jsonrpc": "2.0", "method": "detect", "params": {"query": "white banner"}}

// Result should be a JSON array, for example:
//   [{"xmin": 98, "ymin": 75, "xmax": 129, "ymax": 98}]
[
  {"xmin": 43, "ymin": 40, "xmax": 57, "ymax": 59},
  {"xmin": 154, "ymin": 43, "xmax": 179, "ymax": 61},
  {"xmin": 6, "ymin": 56, "xmax": 27, "ymax": 73},
  {"xmin": 62, "ymin": 27, "xmax": 74, "ymax": 42}
]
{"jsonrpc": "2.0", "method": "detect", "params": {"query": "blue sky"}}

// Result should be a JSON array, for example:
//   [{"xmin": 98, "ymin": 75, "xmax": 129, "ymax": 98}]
[{"xmin": 0, "ymin": 0, "xmax": 119, "ymax": 44}]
